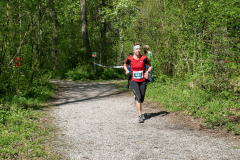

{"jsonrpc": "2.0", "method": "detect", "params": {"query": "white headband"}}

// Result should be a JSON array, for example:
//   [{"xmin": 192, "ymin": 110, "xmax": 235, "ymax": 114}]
[{"xmin": 133, "ymin": 45, "xmax": 141, "ymax": 51}]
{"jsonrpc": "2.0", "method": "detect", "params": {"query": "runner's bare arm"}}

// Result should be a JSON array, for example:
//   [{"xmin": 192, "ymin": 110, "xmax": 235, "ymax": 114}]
[
  {"xmin": 147, "ymin": 64, "xmax": 152, "ymax": 72},
  {"xmin": 144, "ymin": 64, "xmax": 152, "ymax": 79},
  {"xmin": 123, "ymin": 64, "xmax": 129, "ymax": 75}
]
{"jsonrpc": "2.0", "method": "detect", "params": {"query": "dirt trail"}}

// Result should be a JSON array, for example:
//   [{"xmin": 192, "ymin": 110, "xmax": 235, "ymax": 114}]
[{"xmin": 50, "ymin": 80, "xmax": 240, "ymax": 160}]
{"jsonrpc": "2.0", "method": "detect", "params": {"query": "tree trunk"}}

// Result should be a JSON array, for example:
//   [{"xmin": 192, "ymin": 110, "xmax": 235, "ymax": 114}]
[
  {"xmin": 101, "ymin": 0, "xmax": 107, "ymax": 64},
  {"xmin": 48, "ymin": 0, "xmax": 59, "ymax": 70},
  {"xmin": 38, "ymin": 1, "xmax": 43, "ymax": 68},
  {"xmin": 0, "ymin": 0, "xmax": 10, "ymax": 75},
  {"xmin": 186, "ymin": 50, "xmax": 190, "ymax": 73},
  {"xmin": 80, "ymin": 0, "xmax": 90, "ymax": 61},
  {"xmin": 119, "ymin": 20, "xmax": 124, "ymax": 64},
  {"xmin": 157, "ymin": 0, "xmax": 171, "ymax": 74}
]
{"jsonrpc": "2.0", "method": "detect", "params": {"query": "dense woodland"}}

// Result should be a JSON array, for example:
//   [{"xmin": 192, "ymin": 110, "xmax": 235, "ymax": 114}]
[
  {"xmin": 0, "ymin": 0, "xmax": 240, "ymax": 158},
  {"xmin": 0, "ymin": 0, "xmax": 240, "ymax": 128},
  {"xmin": 1, "ymin": 0, "xmax": 240, "ymax": 89}
]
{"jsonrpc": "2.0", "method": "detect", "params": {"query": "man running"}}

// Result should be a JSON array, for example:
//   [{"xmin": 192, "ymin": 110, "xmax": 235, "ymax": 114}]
[
  {"xmin": 143, "ymin": 45, "xmax": 155, "ymax": 83},
  {"xmin": 15, "ymin": 57, "xmax": 23, "ymax": 74},
  {"xmin": 124, "ymin": 44, "xmax": 152, "ymax": 123}
]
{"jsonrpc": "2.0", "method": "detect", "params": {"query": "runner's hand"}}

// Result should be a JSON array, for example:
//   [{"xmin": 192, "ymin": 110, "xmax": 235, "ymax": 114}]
[
  {"xmin": 126, "ymin": 70, "xmax": 129, "ymax": 75},
  {"xmin": 144, "ymin": 72, "xmax": 149, "ymax": 79}
]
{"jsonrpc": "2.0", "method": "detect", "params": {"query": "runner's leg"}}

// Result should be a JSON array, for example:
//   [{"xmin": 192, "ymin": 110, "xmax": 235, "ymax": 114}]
[
  {"xmin": 126, "ymin": 73, "xmax": 132, "ymax": 89},
  {"xmin": 136, "ymin": 101, "xmax": 142, "ymax": 116},
  {"xmin": 130, "ymin": 81, "xmax": 143, "ymax": 116},
  {"xmin": 139, "ymin": 82, "xmax": 146, "ymax": 118},
  {"xmin": 130, "ymin": 81, "xmax": 142, "ymax": 102},
  {"xmin": 149, "ymin": 67, "xmax": 155, "ymax": 83},
  {"xmin": 139, "ymin": 81, "xmax": 146, "ymax": 102}
]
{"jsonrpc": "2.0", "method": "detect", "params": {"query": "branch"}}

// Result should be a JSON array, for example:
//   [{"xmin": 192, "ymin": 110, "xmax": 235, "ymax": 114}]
[
  {"xmin": 8, "ymin": 6, "xmax": 46, "ymax": 66},
  {"xmin": 1, "ymin": 0, "xmax": 10, "ymax": 65}
]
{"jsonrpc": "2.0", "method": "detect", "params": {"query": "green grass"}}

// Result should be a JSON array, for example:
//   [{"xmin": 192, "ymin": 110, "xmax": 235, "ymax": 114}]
[
  {"xmin": 1, "ymin": 79, "xmax": 56, "ymax": 109},
  {"xmin": 0, "ymin": 107, "xmax": 59, "ymax": 159},
  {"xmin": 112, "ymin": 77, "xmax": 240, "ymax": 134},
  {"xmin": 145, "ymin": 77, "xmax": 240, "ymax": 134},
  {"xmin": 0, "ymin": 68, "xmax": 128, "ymax": 159},
  {"xmin": 0, "ymin": 79, "xmax": 60, "ymax": 159},
  {"xmin": 109, "ymin": 80, "xmax": 131, "ymax": 91}
]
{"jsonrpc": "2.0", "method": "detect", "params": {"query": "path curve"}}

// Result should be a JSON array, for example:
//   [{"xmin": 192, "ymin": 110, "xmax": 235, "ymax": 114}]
[{"xmin": 50, "ymin": 80, "xmax": 240, "ymax": 160}]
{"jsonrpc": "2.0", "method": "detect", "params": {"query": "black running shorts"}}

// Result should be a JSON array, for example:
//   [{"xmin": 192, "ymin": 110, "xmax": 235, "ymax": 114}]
[{"xmin": 130, "ymin": 81, "xmax": 146, "ymax": 103}]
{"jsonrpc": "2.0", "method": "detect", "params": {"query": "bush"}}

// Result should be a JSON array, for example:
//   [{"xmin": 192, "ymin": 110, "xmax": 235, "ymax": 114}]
[
  {"xmin": 65, "ymin": 64, "xmax": 126, "ymax": 80},
  {"xmin": 146, "ymin": 76, "xmax": 240, "ymax": 134}
]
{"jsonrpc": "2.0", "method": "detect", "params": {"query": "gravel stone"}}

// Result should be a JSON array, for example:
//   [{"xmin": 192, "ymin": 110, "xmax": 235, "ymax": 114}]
[{"xmin": 50, "ymin": 80, "xmax": 240, "ymax": 160}]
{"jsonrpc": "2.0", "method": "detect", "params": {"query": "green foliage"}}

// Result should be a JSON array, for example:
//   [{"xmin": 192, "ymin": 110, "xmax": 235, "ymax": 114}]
[
  {"xmin": 124, "ymin": 0, "xmax": 240, "ymax": 78},
  {"xmin": 0, "ymin": 107, "xmax": 55, "ymax": 159},
  {"xmin": 0, "ymin": 70, "xmax": 56, "ymax": 158},
  {"xmin": 0, "ymin": 70, "xmax": 56, "ymax": 109},
  {"xmin": 146, "ymin": 78, "xmax": 240, "ymax": 134},
  {"xmin": 0, "ymin": 0, "xmax": 239, "ymax": 143},
  {"xmin": 65, "ymin": 64, "xmax": 126, "ymax": 81}
]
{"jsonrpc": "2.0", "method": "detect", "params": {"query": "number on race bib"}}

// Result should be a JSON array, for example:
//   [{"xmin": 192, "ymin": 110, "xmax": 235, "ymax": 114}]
[{"xmin": 133, "ymin": 71, "xmax": 143, "ymax": 79}]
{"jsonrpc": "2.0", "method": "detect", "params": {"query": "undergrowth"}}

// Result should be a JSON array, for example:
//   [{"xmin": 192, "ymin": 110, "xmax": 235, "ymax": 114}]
[
  {"xmin": 145, "ymin": 75, "xmax": 240, "ymax": 134},
  {"xmin": 0, "ymin": 77, "xmax": 58, "ymax": 159},
  {"xmin": 113, "ymin": 74, "xmax": 240, "ymax": 134},
  {"xmin": 55, "ymin": 64, "xmax": 126, "ymax": 80},
  {"xmin": 0, "ymin": 107, "xmax": 56, "ymax": 159}
]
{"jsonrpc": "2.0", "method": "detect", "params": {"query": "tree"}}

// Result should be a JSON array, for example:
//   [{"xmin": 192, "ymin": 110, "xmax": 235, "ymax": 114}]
[
  {"xmin": 80, "ymin": 0, "xmax": 90, "ymax": 61},
  {"xmin": 48, "ymin": 0, "xmax": 59, "ymax": 70}
]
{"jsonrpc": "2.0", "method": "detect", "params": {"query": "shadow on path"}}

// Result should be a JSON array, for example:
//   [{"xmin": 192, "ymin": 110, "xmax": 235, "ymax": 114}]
[
  {"xmin": 50, "ymin": 81, "xmax": 128, "ymax": 107},
  {"xmin": 54, "ymin": 90, "xmax": 123, "ymax": 106},
  {"xmin": 144, "ymin": 111, "xmax": 169, "ymax": 121}
]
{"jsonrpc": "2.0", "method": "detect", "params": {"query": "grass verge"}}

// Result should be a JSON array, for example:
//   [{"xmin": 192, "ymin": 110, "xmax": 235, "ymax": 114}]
[
  {"xmin": 145, "ymin": 78, "xmax": 240, "ymax": 135},
  {"xmin": 0, "ymin": 108, "xmax": 59, "ymax": 159},
  {"xmin": 113, "ymin": 79, "xmax": 240, "ymax": 134},
  {"xmin": 0, "ymin": 80, "xmax": 60, "ymax": 159},
  {"xmin": 109, "ymin": 80, "xmax": 131, "ymax": 92}
]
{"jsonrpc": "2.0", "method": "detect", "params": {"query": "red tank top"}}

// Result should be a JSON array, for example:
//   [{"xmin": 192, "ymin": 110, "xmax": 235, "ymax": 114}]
[{"xmin": 125, "ymin": 55, "xmax": 151, "ymax": 82}]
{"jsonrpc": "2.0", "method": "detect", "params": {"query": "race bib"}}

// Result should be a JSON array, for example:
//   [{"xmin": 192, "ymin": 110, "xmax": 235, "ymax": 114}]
[{"xmin": 133, "ymin": 71, "xmax": 143, "ymax": 79}]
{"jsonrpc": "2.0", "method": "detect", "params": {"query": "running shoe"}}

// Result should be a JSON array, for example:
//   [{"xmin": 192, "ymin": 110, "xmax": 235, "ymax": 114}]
[{"xmin": 138, "ymin": 115, "xmax": 144, "ymax": 123}]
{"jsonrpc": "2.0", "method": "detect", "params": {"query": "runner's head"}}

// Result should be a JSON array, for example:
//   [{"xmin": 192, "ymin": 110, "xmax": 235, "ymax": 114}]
[
  {"xmin": 143, "ymin": 45, "xmax": 149, "ymax": 50},
  {"xmin": 129, "ymin": 53, "xmax": 133, "ymax": 56},
  {"xmin": 143, "ymin": 45, "xmax": 150, "ymax": 54},
  {"xmin": 133, "ymin": 44, "xmax": 141, "ymax": 56}
]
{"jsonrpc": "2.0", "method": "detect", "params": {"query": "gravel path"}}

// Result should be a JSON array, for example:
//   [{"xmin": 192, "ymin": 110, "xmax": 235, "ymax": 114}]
[{"xmin": 50, "ymin": 80, "xmax": 240, "ymax": 160}]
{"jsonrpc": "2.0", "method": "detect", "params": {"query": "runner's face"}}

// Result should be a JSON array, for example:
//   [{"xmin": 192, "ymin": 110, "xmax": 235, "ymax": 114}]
[{"xmin": 134, "ymin": 48, "xmax": 141, "ymax": 56}]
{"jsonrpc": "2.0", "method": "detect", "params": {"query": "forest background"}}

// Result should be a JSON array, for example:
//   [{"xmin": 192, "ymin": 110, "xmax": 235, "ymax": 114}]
[{"xmin": 0, "ymin": 0, "xmax": 240, "ymax": 158}]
